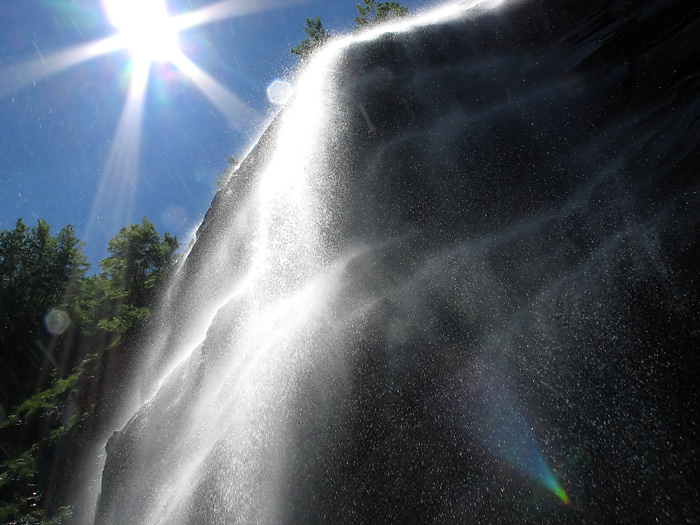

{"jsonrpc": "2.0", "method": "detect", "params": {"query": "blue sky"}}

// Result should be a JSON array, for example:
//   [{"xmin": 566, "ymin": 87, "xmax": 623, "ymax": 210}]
[{"xmin": 0, "ymin": 0, "xmax": 441, "ymax": 269}]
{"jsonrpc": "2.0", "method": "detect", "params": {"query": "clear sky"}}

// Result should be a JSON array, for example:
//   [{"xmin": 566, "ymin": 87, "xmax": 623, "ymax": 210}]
[{"xmin": 0, "ymin": 0, "xmax": 442, "ymax": 269}]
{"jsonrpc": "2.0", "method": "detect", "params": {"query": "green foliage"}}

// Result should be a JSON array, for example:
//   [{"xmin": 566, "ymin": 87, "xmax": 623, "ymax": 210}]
[
  {"xmin": 44, "ymin": 507, "xmax": 73, "ymax": 525},
  {"xmin": 97, "ymin": 304, "xmax": 151, "ymax": 334},
  {"xmin": 290, "ymin": 3, "xmax": 409, "ymax": 61},
  {"xmin": 0, "ymin": 372, "xmax": 80, "ymax": 524},
  {"xmin": 0, "ymin": 434, "xmax": 75, "ymax": 523},
  {"xmin": 0, "ymin": 219, "xmax": 89, "ymax": 305},
  {"xmin": 101, "ymin": 217, "xmax": 179, "ymax": 306},
  {"xmin": 95, "ymin": 217, "xmax": 179, "ymax": 333},
  {"xmin": 354, "ymin": 0, "xmax": 409, "ymax": 27},
  {"xmin": 11, "ymin": 374, "xmax": 78, "ymax": 422},
  {"xmin": 0, "ymin": 216, "xmax": 178, "ymax": 522},
  {"xmin": 0, "ymin": 219, "xmax": 89, "ymax": 410},
  {"xmin": 0, "ymin": 218, "xmax": 89, "ymax": 315},
  {"xmin": 291, "ymin": 16, "xmax": 331, "ymax": 59},
  {"xmin": 0, "ymin": 449, "xmax": 36, "ymax": 486}
]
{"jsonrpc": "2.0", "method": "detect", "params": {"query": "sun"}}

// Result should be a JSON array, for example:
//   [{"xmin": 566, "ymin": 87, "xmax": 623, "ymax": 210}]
[{"xmin": 104, "ymin": 0, "xmax": 180, "ymax": 62}]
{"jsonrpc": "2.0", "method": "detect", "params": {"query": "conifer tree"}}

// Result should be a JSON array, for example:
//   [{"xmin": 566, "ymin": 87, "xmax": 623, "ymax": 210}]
[
  {"xmin": 354, "ymin": 0, "xmax": 409, "ymax": 27},
  {"xmin": 0, "ymin": 219, "xmax": 88, "ymax": 409},
  {"xmin": 291, "ymin": 16, "xmax": 330, "ymax": 60},
  {"xmin": 96, "ymin": 217, "xmax": 179, "ymax": 333}
]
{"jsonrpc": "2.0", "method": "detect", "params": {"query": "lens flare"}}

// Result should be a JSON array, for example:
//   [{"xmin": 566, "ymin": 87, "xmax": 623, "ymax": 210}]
[
  {"xmin": 44, "ymin": 308, "xmax": 71, "ymax": 335},
  {"xmin": 266, "ymin": 79, "xmax": 293, "ymax": 105},
  {"xmin": 554, "ymin": 482, "xmax": 572, "ymax": 505},
  {"xmin": 460, "ymin": 366, "xmax": 572, "ymax": 505}
]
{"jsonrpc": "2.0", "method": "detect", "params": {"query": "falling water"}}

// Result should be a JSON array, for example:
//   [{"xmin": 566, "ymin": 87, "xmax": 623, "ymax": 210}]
[{"xmin": 85, "ymin": 0, "xmax": 699, "ymax": 523}]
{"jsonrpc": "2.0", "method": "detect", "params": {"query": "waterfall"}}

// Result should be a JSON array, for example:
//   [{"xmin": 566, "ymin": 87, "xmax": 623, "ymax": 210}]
[{"xmin": 87, "ymin": 0, "xmax": 699, "ymax": 522}]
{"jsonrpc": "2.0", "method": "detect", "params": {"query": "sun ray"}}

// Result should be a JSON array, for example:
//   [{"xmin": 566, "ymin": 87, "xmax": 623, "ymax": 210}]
[
  {"xmin": 170, "ymin": 52, "xmax": 258, "ymax": 131},
  {"xmin": 172, "ymin": 0, "xmax": 305, "ymax": 32},
  {"xmin": 0, "ymin": 36, "xmax": 123, "ymax": 98},
  {"xmin": 82, "ymin": 57, "xmax": 151, "ymax": 247}
]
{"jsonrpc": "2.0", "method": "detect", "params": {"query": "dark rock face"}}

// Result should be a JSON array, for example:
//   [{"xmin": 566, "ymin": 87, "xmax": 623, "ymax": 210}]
[{"xmin": 95, "ymin": 1, "xmax": 699, "ymax": 523}]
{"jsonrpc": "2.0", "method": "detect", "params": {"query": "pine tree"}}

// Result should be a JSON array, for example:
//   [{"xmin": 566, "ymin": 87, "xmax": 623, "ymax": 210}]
[
  {"xmin": 291, "ymin": 16, "xmax": 330, "ymax": 60},
  {"xmin": 0, "ymin": 219, "xmax": 88, "ymax": 409},
  {"xmin": 96, "ymin": 217, "xmax": 179, "ymax": 333},
  {"xmin": 354, "ymin": 0, "xmax": 409, "ymax": 28}
]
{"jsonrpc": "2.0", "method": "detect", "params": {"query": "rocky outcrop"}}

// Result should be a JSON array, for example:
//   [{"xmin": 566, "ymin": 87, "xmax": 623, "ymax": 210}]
[{"xmin": 95, "ymin": 1, "xmax": 699, "ymax": 523}]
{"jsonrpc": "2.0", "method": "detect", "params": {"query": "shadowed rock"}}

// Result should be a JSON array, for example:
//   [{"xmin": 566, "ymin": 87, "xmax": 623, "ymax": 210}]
[{"xmin": 94, "ymin": 1, "xmax": 699, "ymax": 523}]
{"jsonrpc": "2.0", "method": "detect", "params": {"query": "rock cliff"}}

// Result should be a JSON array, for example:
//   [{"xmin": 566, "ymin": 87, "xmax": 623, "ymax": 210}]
[{"xmin": 95, "ymin": 1, "xmax": 699, "ymax": 523}]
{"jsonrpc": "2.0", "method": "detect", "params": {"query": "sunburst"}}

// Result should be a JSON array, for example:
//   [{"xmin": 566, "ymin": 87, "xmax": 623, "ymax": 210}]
[
  {"xmin": 0, "ymin": 0, "xmax": 302, "ymax": 248},
  {"xmin": 105, "ymin": 0, "xmax": 180, "ymax": 63}
]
